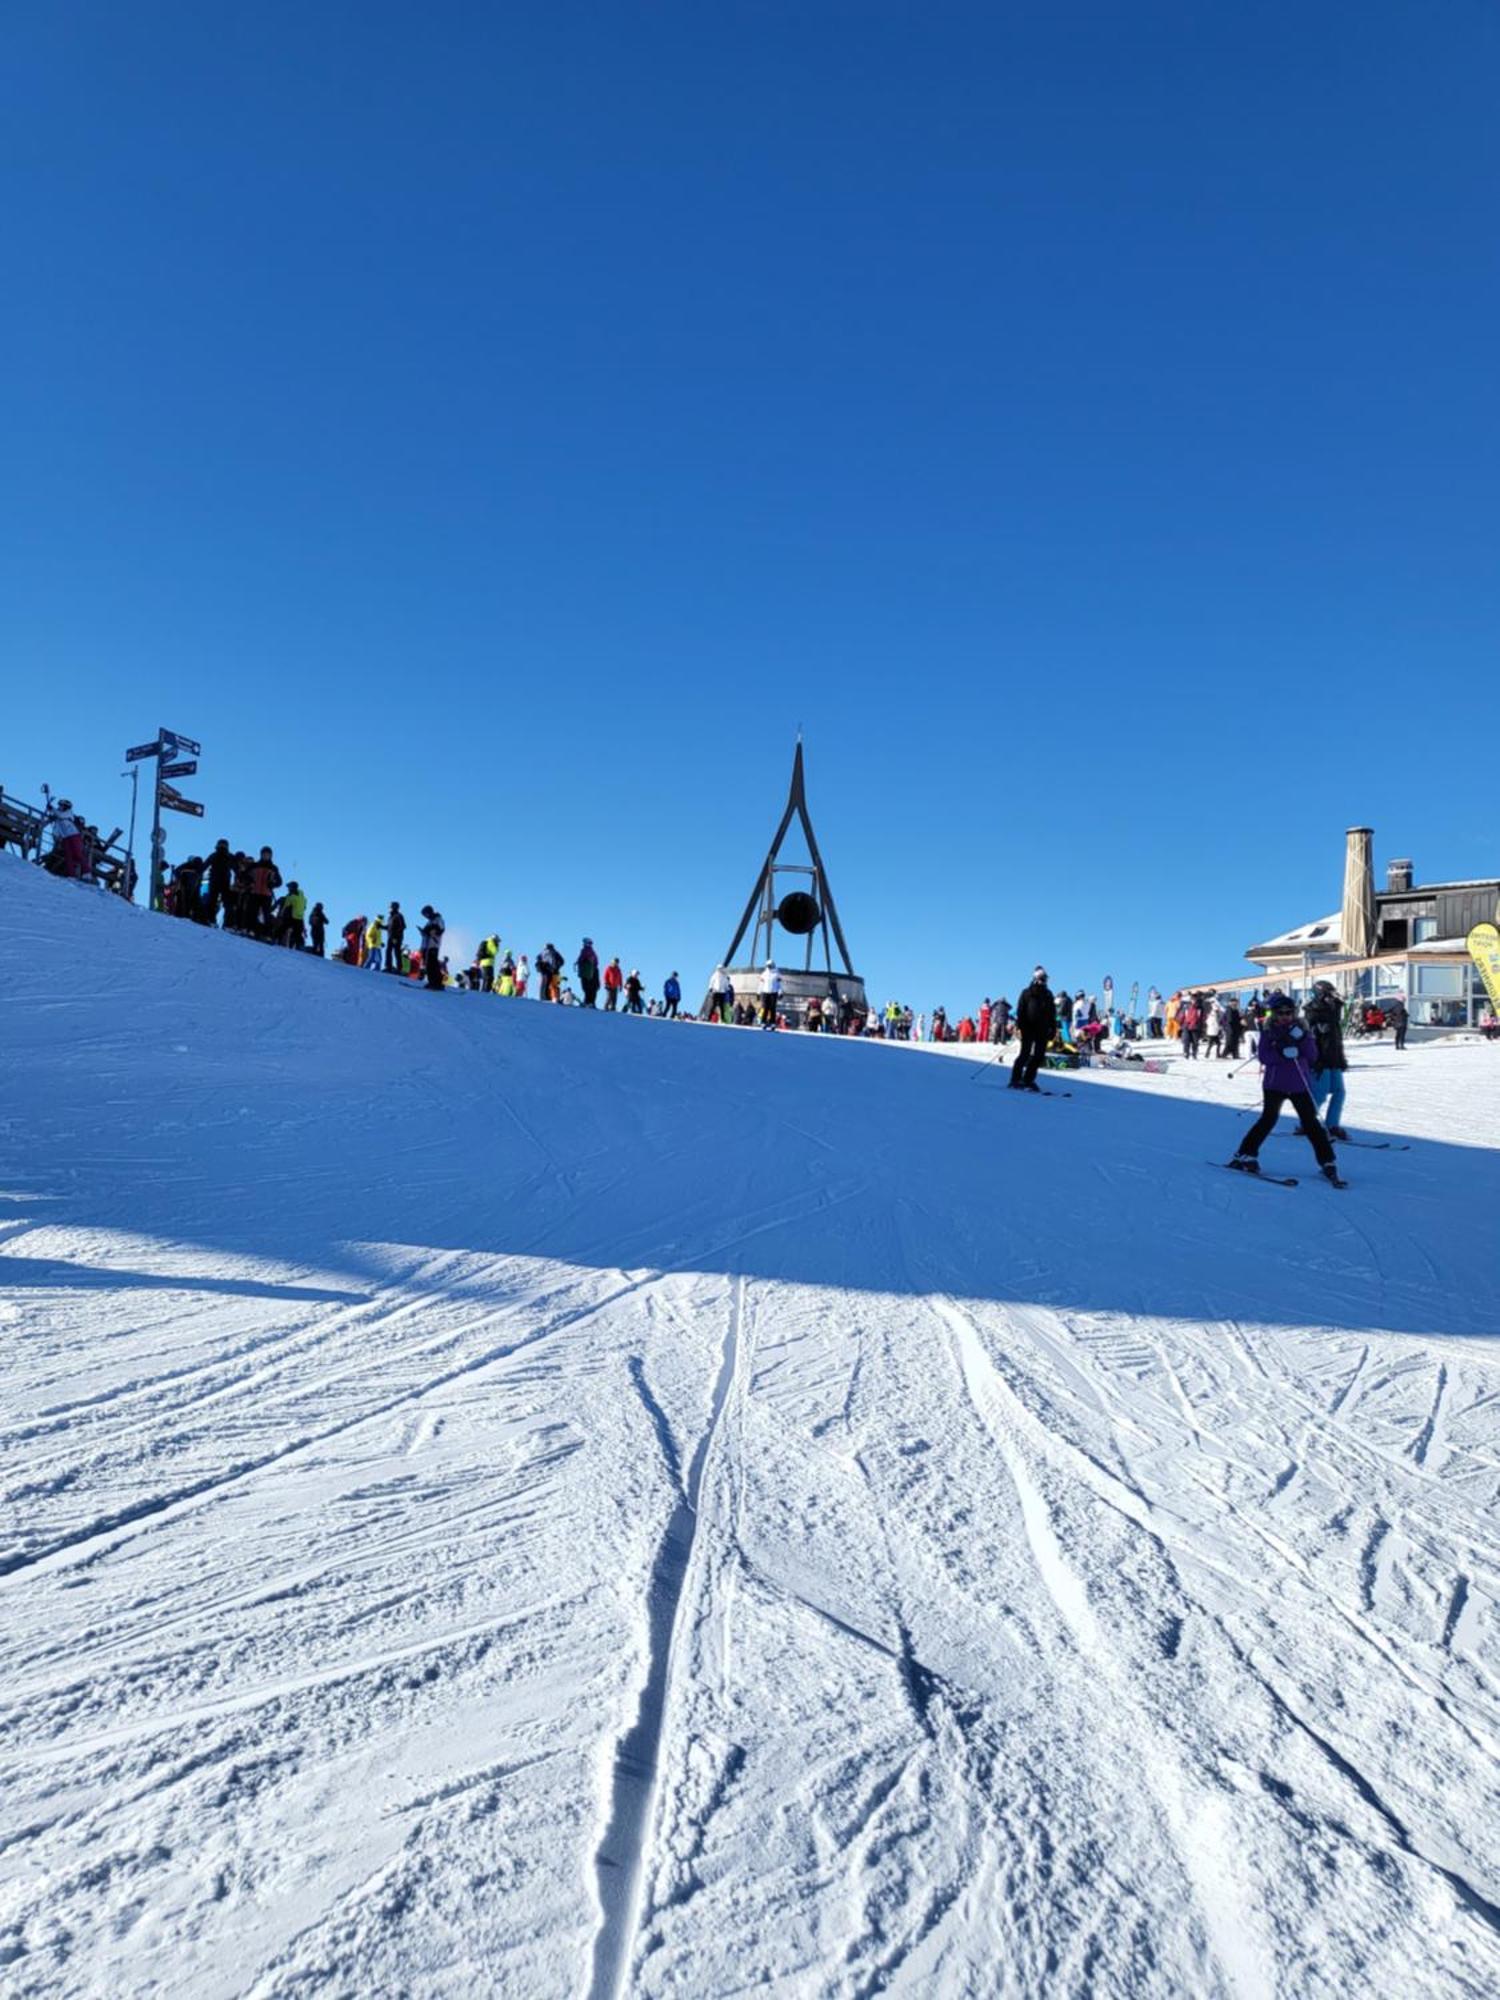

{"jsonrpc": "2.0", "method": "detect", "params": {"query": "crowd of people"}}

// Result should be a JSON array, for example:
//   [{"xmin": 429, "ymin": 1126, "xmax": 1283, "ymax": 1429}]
[{"xmin": 25, "ymin": 802, "xmax": 1479, "ymax": 1064}]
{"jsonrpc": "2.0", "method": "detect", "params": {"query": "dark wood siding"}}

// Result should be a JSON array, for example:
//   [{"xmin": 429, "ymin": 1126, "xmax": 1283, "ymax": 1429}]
[{"xmin": 1438, "ymin": 886, "xmax": 1500, "ymax": 938}]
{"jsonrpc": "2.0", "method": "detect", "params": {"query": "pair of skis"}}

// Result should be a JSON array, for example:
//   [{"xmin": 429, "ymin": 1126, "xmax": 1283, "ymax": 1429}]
[{"xmin": 1211, "ymin": 1161, "xmax": 1346, "ymax": 1190}]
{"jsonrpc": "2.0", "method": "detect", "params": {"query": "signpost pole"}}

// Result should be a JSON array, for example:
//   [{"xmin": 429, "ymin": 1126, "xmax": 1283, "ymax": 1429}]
[
  {"xmin": 149, "ymin": 748, "xmax": 165, "ymax": 911},
  {"xmin": 120, "ymin": 765, "xmax": 139, "ymax": 904}
]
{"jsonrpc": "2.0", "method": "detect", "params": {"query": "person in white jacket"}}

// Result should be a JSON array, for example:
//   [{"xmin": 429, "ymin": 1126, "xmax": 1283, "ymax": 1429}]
[
  {"xmin": 760, "ymin": 962, "xmax": 782, "ymax": 1030},
  {"xmin": 708, "ymin": 963, "xmax": 732, "ymax": 1024},
  {"xmin": 47, "ymin": 801, "xmax": 86, "ymax": 879}
]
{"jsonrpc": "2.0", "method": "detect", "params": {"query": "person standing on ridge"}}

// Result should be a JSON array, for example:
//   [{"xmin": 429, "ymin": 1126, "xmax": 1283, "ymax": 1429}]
[
  {"xmin": 760, "ymin": 962, "xmax": 782, "ymax": 1029},
  {"xmin": 663, "ymin": 971, "xmax": 681, "ymax": 1018},
  {"xmin": 247, "ymin": 847, "xmax": 282, "ymax": 939},
  {"xmin": 576, "ymin": 939, "xmax": 601, "ymax": 1007},
  {"xmin": 202, "ymin": 840, "xmax": 234, "ymax": 927},
  {"xmin": 515, "ymin": 952, "xmax": 530, "ymax": 998},
  {"xmin": 602, "ymin": 955, "xmax": 623, "ymax": 1011},
  {"xmin": 364, "ymin": 912, "xmax": 385, "ymax": 969},
  {"xmin": 478, "ymin": 934, "xmax": 500, "ymax": 992},
  {"xmin": 1009, "ymin": 968, "xmax": 1057, "ymax": 1092},
  {"xmin": 708, "ymin": 963, "xmax": 731, "ymax": 1022},
  {"xmin": 385, "ymin": 903, "xmax": 406, "ymax": 973},
  {"xmin": 419, "ymin": 906, "xmax": 445, "ymax": 990},
  {"xmin": 278, "ymin": 881, "xmax": 308, "ymax": 948},
  {"xmin": 536, "ymin": 942, "xmax": 563, "ymax": 1001},
  {"xmin": 625, "ymin": 968, "xmax": 644, "ymax": 1014},
  {"xmin": 1306, "ymin": 979, "xmax": 1350, "ymax": 1141},
  {"xmin": 1228, "ymin": 993, "xmax": 1344, "ymax": 1184},
  {"xmin": 308, "ymin": 902, "xmax": 328, "ymax": 956}
]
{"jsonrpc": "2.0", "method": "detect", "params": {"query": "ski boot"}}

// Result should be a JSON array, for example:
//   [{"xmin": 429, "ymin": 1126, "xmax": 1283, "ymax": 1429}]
[
  {"xmin": 1227, "ymin": 1154, "xmax": 1260, "ymax": 1176},
  {"xmin": 1322, "ymin": 1162, "xmax": 1348, "ymax": 1189}
]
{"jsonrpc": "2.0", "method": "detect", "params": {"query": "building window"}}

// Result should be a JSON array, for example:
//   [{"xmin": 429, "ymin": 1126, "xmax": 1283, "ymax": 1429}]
[
  {"xmin": 1415, "ymin": 965, "xmax": 1462, "ymax": 996},
  {"xmin": 1413, "ymin": 916, "xmax": 1437, "ymax": 943}
]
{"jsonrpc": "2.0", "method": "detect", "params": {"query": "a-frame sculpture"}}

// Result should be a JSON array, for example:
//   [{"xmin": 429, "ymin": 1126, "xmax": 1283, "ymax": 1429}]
[{"xmin": 719, "ymin": 741, "xmax": 866, "ymax": 1021}]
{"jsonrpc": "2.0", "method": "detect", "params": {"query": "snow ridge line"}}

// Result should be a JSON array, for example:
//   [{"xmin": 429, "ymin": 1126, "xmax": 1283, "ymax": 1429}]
[{"xmin": 587, "ymin": 1274, "xmax": 745, "ymax": 2000}]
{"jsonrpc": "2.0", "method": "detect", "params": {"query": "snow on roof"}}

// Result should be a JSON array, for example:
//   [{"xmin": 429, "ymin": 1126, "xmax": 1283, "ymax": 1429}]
[
  {"xmin": 1380, "ymin": 877, "xmax": 1500, "ymax": 897},
  {"xmin": 1245, "ymin": 913, "xmax": 1342, "ymax": 956}
]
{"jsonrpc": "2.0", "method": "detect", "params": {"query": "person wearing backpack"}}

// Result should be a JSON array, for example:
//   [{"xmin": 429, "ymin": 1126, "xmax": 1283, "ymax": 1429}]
[{"xmin": 536, "ymin": 943, "xmax": 563, "ymax": 1001}]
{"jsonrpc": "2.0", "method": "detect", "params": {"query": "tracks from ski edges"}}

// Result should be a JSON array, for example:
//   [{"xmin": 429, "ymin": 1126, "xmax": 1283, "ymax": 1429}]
[{"xmin": 587, "ymin": 1275, "xmax": 746, "ymax": 2000}]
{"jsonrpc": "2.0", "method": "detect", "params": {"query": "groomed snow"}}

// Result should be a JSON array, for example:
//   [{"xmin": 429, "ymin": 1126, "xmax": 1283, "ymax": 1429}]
[{"xmin": 3, "ymin": 851, "xmax": 1499, "ymax": 1998}]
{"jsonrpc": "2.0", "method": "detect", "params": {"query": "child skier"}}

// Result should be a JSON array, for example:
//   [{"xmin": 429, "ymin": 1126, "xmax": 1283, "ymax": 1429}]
[{"xmin": 1229, "ymin": 993, "xmax": 1345, "ymax": 1185}]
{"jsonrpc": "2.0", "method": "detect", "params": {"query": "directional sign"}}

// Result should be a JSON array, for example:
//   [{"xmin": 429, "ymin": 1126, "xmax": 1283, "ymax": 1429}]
[
  {"xmin": 161, "ymin": 759, "xmax": 198, "ymax": 779},
  {"xmin": 158, "ymin": 784, "xmax": 205, "ymax": 818},
  {"xmin": 126, "ymin": 740, "xmax": 162, "ymax": 762},
  {"xmin": 161, "ymin": 730, "xmax": 202, "ymax": 757}
]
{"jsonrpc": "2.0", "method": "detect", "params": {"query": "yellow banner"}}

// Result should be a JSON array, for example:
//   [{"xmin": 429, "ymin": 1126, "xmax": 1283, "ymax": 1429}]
[{"xmin": 1468, "ymin": 923, "xmax": 1500, "ymax": 1013}]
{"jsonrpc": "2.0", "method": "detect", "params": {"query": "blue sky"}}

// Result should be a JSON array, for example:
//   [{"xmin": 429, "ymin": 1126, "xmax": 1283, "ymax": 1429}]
[{"xmin": 4, "ymin": 2, "xmax": 1497, "ymax": 1008}]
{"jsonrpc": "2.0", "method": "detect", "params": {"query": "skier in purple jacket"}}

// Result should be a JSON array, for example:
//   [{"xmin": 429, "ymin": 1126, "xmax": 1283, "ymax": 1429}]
[{"xmin": 1229, "ymin": 993, "xmax": 1344, "ymax": 1184}]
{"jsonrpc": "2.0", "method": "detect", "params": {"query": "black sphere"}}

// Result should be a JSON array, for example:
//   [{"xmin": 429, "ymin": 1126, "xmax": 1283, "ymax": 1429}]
[{"xmin": 777, "ymin": 891, "xmax": 821, "ymax": 935}]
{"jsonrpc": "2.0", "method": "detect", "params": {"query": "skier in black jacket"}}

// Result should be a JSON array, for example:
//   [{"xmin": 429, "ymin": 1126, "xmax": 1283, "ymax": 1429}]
[
  {"xmin": 385, "ymin": 903, "xmax": 406, "ymax": 973},
  {"xmin": 575, "ymin": 939, "xmax": 600, "ymax": 1007},
  {"xmin": 1009, "ymin": 968, "xmax": 1058, "ymax": 1092},
  {"xmin": 1306, "ymin": 980, "xmax": 1350, "ymax": 1140},
  {"xmin": 203, "ymin": 840, "xmax": 235, "ymax": 927}
]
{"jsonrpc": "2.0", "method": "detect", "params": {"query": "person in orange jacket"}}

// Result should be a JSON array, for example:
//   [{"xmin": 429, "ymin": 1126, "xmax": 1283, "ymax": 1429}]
[{"xmin": 603, "ymin": 956, "xmax": 624, "ymax": 1011}]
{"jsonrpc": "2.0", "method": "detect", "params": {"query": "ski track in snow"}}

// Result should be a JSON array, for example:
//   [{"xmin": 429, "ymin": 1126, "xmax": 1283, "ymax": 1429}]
[{"xmin": 3, "ymin": 851, "xmax": 1500, "ymax": 1997}]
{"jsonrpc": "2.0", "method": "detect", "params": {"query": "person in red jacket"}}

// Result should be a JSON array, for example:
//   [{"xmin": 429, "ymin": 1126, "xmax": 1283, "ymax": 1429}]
[
  {"xmin": 978, "ymin": 1000, "xmax": 992, "ymax": 1043},
  {"xmin": 603, "ymin": 957, "xmax": 624, "ymax": 1011}
]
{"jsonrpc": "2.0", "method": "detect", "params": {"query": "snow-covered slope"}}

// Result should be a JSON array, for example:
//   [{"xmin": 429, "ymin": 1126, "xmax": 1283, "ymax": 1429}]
[{"xmin": 3, "ymin": 851, "xmax": 1500, "ymax": 1999}]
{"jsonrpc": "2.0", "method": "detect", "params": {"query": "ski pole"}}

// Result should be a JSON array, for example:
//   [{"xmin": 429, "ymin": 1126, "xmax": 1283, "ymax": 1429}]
[{"xmin": 970, "ymin": 1040, "xmax": 1009, "ymax": 1080}]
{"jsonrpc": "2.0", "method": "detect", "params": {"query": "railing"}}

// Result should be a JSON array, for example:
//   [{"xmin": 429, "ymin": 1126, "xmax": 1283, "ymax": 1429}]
[{"xmin": 0, "ymin": 786, "xmax": 135, "ymax": 896}]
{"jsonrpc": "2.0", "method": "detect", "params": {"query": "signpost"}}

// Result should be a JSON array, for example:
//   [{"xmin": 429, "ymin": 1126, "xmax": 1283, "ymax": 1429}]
[
  {"xmin": 123, "ymin": 727, "xmax": 206, "ymax": 908},
  {"xmin": 158, "ymin": 783, "xmax": 205, "ymax": 819}
]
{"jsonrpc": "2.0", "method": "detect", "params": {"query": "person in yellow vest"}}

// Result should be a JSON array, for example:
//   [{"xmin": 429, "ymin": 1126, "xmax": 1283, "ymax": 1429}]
[
  {"xmin": 477, "ymin": 934, "xmax": 500, "ymax": 992},
  {"xmin": 364, "ymin": 913, "xmax": 384, "ymax": 969},
  {"xmin": 497, "ymin": 951, "xmax": 516, "ymax": 997}
]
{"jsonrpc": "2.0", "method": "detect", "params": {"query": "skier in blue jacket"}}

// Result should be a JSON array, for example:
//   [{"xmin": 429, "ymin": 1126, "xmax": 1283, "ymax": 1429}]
[
  {"xmin": 1229, "ymin": 994, "xmax": 1343, "ymax": 1182},
  {"xmin": 663, "ymin": 972, "xmax": 682, "ymax": 1018}
]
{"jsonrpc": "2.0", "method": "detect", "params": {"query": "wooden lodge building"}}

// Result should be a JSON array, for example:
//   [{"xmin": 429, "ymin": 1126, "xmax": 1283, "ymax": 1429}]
[{"xmin": 1193, "ymin": 828, "xmax": 1497, "ymax": 1031}]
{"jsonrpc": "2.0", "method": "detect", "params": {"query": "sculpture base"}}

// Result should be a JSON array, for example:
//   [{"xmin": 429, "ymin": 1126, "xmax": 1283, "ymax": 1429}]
[{"xmin": 725, "ymin": 966, "xmax": 867, "ymax": 1027}]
